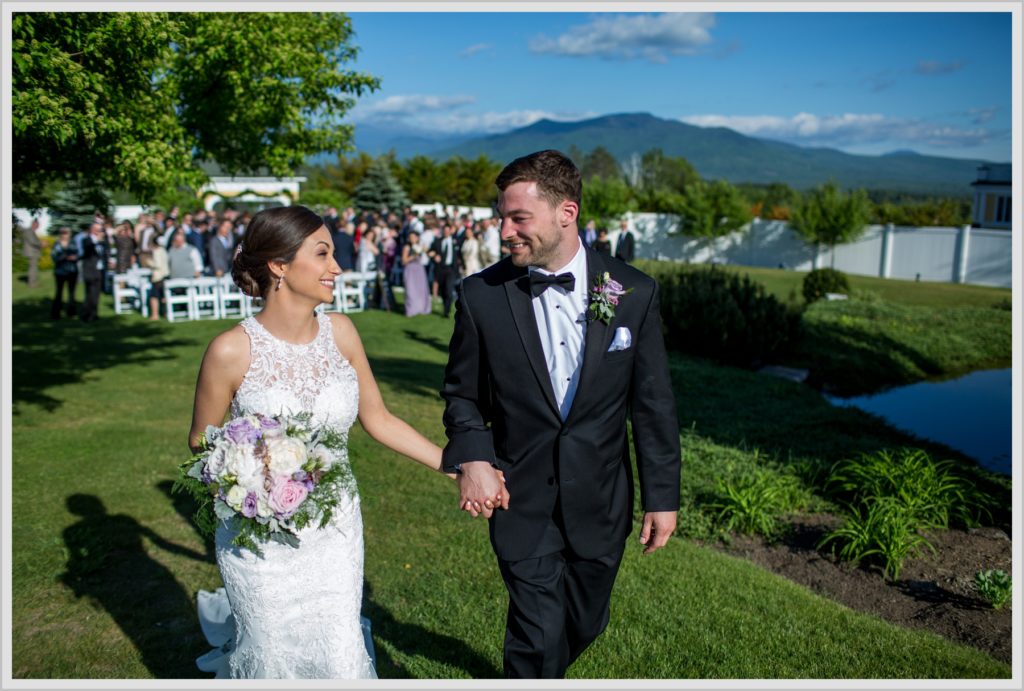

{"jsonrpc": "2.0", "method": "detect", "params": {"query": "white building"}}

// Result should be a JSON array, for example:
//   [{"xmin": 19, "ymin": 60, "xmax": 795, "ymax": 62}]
[{"xmin": 970, "ymin": 164, "xmax": 1011, "ymax": 230}]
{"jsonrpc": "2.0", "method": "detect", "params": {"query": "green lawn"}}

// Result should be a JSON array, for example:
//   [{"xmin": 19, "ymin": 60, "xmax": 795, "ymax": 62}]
[{"xmin": 9, "ymin": 272, "xmax": 1011, "ymax": 679}]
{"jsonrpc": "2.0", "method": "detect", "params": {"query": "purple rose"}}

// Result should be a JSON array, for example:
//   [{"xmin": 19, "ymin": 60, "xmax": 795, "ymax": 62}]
[
  {"xmin": 241, "ymin": 491, "xmax": 258, "ymax": 518},
  {"xmin": 259, "ymin": 417, "xmax": 284, "ymax": 439},
  {"xmin": 608, "ymin": 295, "xmax": 620, "ymax": 306},
  {"xmin": 606, "ymin": 278, "xmax": 624, "ymax": 293},
  {"xmin": 225, "ymin": 417, "xmax": 261, "ymax": 445}
]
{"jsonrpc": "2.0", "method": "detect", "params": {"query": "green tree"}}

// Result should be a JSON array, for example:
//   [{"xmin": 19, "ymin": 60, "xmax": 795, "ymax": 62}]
[
  {"xmin": 353, "ymin": 157, "xmax": 410, "ymax": 213},
  {"xmin": 791, "ymin": 181, "xmax": 871, "ymax": 268},
  {"xmin": 12, "ymin": 12, "xmax": 379, "ymax": 208},
  {"xmin": 580, "ymin": 176, "xmax": 633, "ymax": 229},
  {"xmin": 580, "ymin": 146, "xmax": 622, "ymax": 181},
  {"xmin": 671, "ymin": 179, "xmax": 752, "ymax": 260},
  {"xmin": 628, "ymin": 149, "xmax": 700, "ymax": 213}
]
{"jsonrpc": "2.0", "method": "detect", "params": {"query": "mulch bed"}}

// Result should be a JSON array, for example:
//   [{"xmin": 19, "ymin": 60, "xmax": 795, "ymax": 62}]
[{"xmin": 706, "ymin": 513, "xmax": 1013, "ymax": 664}]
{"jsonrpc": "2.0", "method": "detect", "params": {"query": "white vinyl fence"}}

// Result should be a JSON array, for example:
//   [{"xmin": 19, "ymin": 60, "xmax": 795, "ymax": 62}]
[{"xmin": 616, "ymin": 214, "xmax": 1012, "ymax": 288}]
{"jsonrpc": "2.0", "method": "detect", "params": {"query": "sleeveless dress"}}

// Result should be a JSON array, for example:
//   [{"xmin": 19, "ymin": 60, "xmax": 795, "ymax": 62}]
[{"xmin": 195, "ymin": 312, "xmax": 377, "ymax": 679}]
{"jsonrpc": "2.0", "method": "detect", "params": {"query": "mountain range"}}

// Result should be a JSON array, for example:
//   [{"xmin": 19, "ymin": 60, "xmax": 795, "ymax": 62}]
[{"xmin": 351, "ymin": 112, "xmax": 1001, "ymax": 197}]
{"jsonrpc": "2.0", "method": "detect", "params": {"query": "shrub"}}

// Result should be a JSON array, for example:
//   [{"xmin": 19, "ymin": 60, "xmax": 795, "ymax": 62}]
[
  {"xmin": 974, "ymin": 569, "xmax": 1012, "ymax": 609},
  {"xmin": 802, "ymin": 267, "xmax": 850, "ymax": 304},
  {"xmin": 825, "ymin": 448, "xmax": 992, "ymax": 530},
  {"xmin": 658, "ymin": 265, "xmax": 801, "ymax": 368},
  {"xmin": 818, "ymin": 497, "xmax": 935, "ymax": 581}
]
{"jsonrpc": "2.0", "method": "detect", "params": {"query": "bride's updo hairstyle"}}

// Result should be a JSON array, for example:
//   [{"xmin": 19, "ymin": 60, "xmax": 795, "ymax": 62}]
[{"xmin": 231, "ymin": 205, "xmax": 325, "ymax": 298}]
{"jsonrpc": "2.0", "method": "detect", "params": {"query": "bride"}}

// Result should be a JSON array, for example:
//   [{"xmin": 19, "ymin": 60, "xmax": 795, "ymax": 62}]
[{"xmin": 187, "ymin": 205, "xmax": 503, "ymax": 678}]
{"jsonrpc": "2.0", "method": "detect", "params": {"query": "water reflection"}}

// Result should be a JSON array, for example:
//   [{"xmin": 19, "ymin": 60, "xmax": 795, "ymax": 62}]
[{"xmin": 827, "ymin": 368, "xmax": 1012, "ymax": 475}]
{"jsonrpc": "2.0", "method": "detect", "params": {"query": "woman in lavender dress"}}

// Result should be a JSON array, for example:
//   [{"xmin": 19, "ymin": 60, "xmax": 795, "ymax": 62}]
[{"xmin": 401, "ymin": 230, "xmax": 432, "ymax": 317}]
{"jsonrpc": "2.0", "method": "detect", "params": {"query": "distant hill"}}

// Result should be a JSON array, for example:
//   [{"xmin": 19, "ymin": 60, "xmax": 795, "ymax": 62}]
[{"xmin": 429, "ymin": 112, "xmax": 999, "ymax": 197}]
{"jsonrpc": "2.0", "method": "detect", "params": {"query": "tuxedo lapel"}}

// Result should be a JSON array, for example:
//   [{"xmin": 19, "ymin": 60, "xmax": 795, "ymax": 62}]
[
  {"xmin": 504, "ymin": 270, "xmax": 561, "ymax": 418},
  {"xmin": 566, "ymin": 247, "xmax": 611, "ymax": 423}
]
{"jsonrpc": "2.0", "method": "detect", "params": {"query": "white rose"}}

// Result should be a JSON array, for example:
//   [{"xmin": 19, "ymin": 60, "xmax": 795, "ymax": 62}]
[
  {"xmin": 204, "ymin": 445, "xmax": 229, "ymax": 481},
  {"xmin": 225, "ymin": 484, "xmax": 248, "ymax": 509},
  {"xmin": 256, "ymin": 495, "xmax": 273, "ymax": 518},
  {"xmin": 224, "ymin": 445, "xmax": 264, "ymax": 491},
  {"xmin": 266, "ymin": 437, "xmax": 307, "ymax": 477},
  {"xmin": 308, "ymin": 443, "xmax": 334, "ymax": 470}
]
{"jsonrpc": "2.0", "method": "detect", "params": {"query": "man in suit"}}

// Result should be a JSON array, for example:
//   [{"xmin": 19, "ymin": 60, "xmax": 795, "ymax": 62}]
[
  {"xmin": 79, "ymin": 222, "xmax": 108, "ymax": 322},
  {"xmin": 441, "ymin": 149, "xmax": 680, "ymax": 679},
  {"xmin": 331, "ymin": 222, "xmax": 356, "ymax": 272},
  {"xmin": 207, "ymin": 220, "xmax": 235, "ymax": 277},
  {"xmin": 579, "ymin": 218, "xmax": 597, "ymax": 247},
  {"xmin": 429, "ymin": 222, "xmax": 462, "ymax": 318},
  {"xmin": 614, "ymin": 218, "xmax": 636, "ymax": 263}
]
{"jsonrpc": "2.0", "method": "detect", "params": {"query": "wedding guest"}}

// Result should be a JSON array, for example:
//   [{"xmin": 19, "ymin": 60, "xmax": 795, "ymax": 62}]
[
  {"xmin": 79, "ymin": 223, "xmax": 108, "ymax": 323},
  {"xmin": 460, "ymin": 226, "xmax": 483, "ymax": 277},
  {"xmin": 614, "ymin": 218, "xmax": 636, "ymax": 263},
  {"xmin": 50, "ymin": 227, "xmax": 79, "ymax": 319},
  {"xmin": 114, "ymin": 221, "xmax": 138, "ymax": 274},
  {"xmin": 593, "ymin": 228, "xmax": 613, "ymax": 257},
  {"xmin": 20, "ymin": 217, "xmax": 43, "ymax": 288},
  {"xmin": 148, "ymin": 240, "xmax": 170, "ymax": 321},
  {"xmin": 401, "ymin": 230, "xmax": 431, "ymax": 317}
]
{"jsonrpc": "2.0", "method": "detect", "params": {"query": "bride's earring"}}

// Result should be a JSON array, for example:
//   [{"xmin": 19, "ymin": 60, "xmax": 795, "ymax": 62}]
[{"xmin": 276, "ymin": 273, "xmax": 285, "ymax": 291}]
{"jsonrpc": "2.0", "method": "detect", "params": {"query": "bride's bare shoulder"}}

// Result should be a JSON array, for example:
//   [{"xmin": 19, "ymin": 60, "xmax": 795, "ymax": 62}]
[{"xmin": 202, "ymin": 323, "xmax": 251, "ymax": 372}]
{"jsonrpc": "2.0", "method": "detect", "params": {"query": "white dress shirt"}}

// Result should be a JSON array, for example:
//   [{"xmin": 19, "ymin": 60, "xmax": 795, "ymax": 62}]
[{"xmin": 529, "ymin": 240, "xmax": 588, "ymax": 420}]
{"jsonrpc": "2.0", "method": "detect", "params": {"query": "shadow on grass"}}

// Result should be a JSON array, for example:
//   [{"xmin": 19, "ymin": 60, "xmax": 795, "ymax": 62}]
[
  {"xmin": 362, "ymin": 581, "xmax": 500, "ymax": 679},
  {"xmin": 58, "ymin": 494, "xmax": 208, "ymax": 678},
  {"xmin": 367, "ymin": 355, "xmax": 447, "ymax": 401},
  {"xmin": 401, "ymin": 328, "xmax": 451, "ymax": 357},
  {"xmin": 11, "ymin": 297, "xmax": 196, "ymax": 415},
  {"xmin": 156, "ymin": 480, "xmax": 216, "ymax": 564}
]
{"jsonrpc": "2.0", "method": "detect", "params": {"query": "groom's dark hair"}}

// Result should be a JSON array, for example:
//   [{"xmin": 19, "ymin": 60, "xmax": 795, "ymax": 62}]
[{"xmin": 496, "ymin": 149, "xmax": 581, "ymax": 209}]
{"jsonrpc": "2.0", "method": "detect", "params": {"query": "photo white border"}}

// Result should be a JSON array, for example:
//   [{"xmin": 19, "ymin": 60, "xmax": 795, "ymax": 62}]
[{"xmin": 1, "ymin": 1, "xmax": 1020, "ymax": 690}]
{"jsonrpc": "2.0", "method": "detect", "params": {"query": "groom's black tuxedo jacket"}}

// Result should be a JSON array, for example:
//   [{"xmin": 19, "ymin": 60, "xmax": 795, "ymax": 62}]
[{"xmin": 441, "ymin": 245, "xmax": 680, "ymax": 561}]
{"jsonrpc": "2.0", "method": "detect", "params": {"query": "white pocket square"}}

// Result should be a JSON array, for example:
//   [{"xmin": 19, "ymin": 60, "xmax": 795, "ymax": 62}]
[{"xmin": 607, "ymin": 327, "xmax": 632, "ymax": 352}]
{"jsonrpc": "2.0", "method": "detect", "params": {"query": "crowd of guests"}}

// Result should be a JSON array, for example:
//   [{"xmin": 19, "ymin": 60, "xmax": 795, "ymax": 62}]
[{"xmin": 20, "ymin": 203, "xmax": 638, "ymax": 323}]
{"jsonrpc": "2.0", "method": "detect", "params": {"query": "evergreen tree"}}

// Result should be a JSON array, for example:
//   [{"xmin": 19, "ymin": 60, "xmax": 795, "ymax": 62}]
[
  {"xmin": 49, "ymin": 179, "xmax": 111, "ymax": 233},
  {"xmin": 353, "ymin": 158, "xmax": 410, "ymax": 213}
]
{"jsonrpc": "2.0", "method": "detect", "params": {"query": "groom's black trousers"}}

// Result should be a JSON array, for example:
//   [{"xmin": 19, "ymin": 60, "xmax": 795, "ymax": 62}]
[{"xmin": 497, "ymin": 532, "xmax": 625, "ymax": 678}]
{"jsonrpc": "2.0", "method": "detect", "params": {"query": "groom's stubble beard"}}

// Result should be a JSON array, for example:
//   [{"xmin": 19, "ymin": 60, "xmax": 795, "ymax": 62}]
[{"xmin": 507, "ymin": 221, "xmax": 576, "ymax": 270}]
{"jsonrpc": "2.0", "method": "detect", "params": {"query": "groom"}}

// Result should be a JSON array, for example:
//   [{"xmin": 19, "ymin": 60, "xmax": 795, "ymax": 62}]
[{"xmin": 440, "ymin": 150, "xmax": 681, "ymax": 678}]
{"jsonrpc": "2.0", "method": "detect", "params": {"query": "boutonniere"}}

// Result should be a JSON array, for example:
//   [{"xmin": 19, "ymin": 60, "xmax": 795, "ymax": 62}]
[{"xmin": 587, "ymin": 272, "xmax": 632, "ymax": 325}]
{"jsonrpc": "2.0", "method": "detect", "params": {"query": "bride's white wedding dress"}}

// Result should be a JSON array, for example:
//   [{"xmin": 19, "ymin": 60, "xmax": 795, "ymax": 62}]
[{"xmin": 196, "ymin": 311, "xmax": 377, "ymax": 679}]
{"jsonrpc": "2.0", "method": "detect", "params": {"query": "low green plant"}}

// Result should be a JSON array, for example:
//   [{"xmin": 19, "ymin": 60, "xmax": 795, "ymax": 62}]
[
  {"xmin": 802, "ymin": 267, "xmax": 850, "ymax": 304},
  {"xmin": 974, "ymin": 569, "xmax": 1012, "ymax": 609},
  {"xmin": 818, "ymin": 497, "xmax": 935, "ymax": 581},
  {"xmin": 826, "ymin": 448, "xmax": 992, "ymax": 529},
  {"xmin": 710, "ymin": 469, "xmax": 811, "ymax": 540}
]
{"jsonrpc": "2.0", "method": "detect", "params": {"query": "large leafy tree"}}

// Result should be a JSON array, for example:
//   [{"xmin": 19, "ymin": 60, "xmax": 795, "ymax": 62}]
[
  {"xmin": 790, "ymin": 181, "xmax": 871, "ymax": 268},
  {"xmin": 12, "ymin": 12, "xmax": 379, "ymax": 208},
  {"xmin": 671, "ymin": 179, "xmax": 752, "ymax": 260}
]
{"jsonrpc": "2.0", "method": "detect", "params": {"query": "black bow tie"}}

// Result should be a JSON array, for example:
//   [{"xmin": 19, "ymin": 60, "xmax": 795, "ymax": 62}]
[{"xmin": 529, "ymin": 271, "xmax": 576, "ymax": 298}]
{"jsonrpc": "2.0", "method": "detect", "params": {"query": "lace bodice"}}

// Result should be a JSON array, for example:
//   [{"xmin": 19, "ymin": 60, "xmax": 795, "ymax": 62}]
[{"xmin": 232, "ymin": 311, "xmax": 359, "ymax": 435}]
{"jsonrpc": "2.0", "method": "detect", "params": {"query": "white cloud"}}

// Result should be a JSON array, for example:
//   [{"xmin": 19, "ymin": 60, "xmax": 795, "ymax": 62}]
[
  {"xmin": 529, "ymin": 13, "xmax": 715, "ymax": 62},
  {"xmin": 679, "ymin": 112, "xmax": 998, "ymax": 150},
  {"xmin": 460, "ymin": 42, "xmax": 491, "ymax": 58},
  {"xmin": 915, "ymin": 59, "xmax": 965, "ymax": 75},
  {"xmin": 416, "ymin": 109, "xmax": 598, "ymax": 134},
  {"xmin": 965, "ymin": 106, "xmax": 998, "ymax": 125},
  {"xmin": 351, "ymin": 94, "xmax": 477, "ymax": 120}
]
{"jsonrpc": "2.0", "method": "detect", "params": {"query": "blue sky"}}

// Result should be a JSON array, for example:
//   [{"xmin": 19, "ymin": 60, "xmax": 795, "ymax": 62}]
[{"xmin": 345, "ymin": 11, "xmax": 1013, "ymax": 161}]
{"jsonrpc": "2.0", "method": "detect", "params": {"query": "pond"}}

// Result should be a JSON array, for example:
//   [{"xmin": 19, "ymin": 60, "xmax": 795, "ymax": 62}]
[{"xmin": 827, "ymin": 368, "xmax": 1012, "ymax": 476}]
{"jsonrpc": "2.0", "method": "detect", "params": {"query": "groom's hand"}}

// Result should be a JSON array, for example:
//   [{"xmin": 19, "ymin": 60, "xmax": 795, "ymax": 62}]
[
  {"xmin": 458, "ymin": 461, "xmax": 509, "ymax": 518},
  {"xmin": 639, "ymin": 511, "xmax": 677, "ymax": 555}
]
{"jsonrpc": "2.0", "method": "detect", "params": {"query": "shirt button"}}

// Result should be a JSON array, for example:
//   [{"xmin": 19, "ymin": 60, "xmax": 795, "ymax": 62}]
[
  {"xmin": 566, "ymin": 377, "xmax": 571, "ymax": 382},
  {"xmin": 560, "ymin": 341, "xmax": 566, "ymax": 346}
]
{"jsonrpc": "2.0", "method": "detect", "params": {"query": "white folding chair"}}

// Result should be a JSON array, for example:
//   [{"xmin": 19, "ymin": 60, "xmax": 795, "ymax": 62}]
[
  {"xmin": 339, "ymin": 272, "xmax": 369, "ymax": 313},
  {"xmin": 192, "ymin": 276, "xmax": 221, "ymax": 320},
  {"xmin": 112, "ymin": 273, "xmax": 140, "ymax": 314},
  {"xmin": 217, "ymin": 276, "xmax": 246, "ymax": 319},
  {"xmin": 164, "ymin": 278, "xmax": 194, "ymax": 322}
]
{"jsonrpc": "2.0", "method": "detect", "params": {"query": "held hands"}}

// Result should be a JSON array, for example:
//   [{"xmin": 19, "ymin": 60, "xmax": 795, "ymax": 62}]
[
  {"xmin": 639, "ymin": 511, "xmax": 677, "ymax": 555},
  {"xmin": 457, "ymin": 461, "xmax": 509, "ymax": 519}
]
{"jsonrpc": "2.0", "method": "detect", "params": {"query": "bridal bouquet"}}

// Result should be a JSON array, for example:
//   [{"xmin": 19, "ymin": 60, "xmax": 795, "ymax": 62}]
[{"xmin": 174, "ymin": 412, "xmax": 355, "ymax": 555}]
